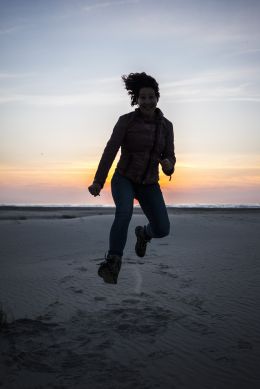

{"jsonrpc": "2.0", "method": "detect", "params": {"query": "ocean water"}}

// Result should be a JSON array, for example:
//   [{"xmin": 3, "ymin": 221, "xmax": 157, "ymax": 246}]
[{"xmin": 1, "ymin": 203, "xmax": 260, "ymax": 209}]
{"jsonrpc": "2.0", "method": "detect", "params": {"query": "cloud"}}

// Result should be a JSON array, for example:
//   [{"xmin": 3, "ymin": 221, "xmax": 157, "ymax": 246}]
[
  {"xmin": 1, "ymin": 66, "xmax": 259, "ymax": 106},
  {"xmin": 162, "ymin": 89, "xmax": 260, "ymax": 104},
  {"xmin": 0, "ymin": 92, "xmax": 124, "ymax": 106},
  {"xmin": 0, "ymin": 26, "xmax": 19, "ymax": 34},
  {"xmin": 225, "ymin": 47, "xmax": 260, "ymax": 58},
  {"xmin": 0, "ymin": 75, "xmax": 123, "ymax": 107},
  {"xmin": 72, "ymin": 75, "xmax": 121, "ymax": 87},
  {"xmin": 160, "ymin": 67, "xmax": 260, "ymax": 103},
  {"xmin": 1, "ymin": 87, "xmax": 259, "ymax": 106},
  {"xmin": 0, "ymin": 73, "xmax": 125, "ymax": 106},
  {"xmin": 0, "ymin": 72, "xmax": 36, "ymax": 79},
  {"xmin": 161, "ymin": 68, "xmax": 258, "ymax": 88},
  {"xmin": 0, "ymin": 23, "xmax": 26, "ymax": 35},
  {"xmin": 83, "ymin": 0, "xmax": 141, "ymax": 12},
  {"xmin": 102, "ymin": 1, "xmax": 260, "ymax": 46}
]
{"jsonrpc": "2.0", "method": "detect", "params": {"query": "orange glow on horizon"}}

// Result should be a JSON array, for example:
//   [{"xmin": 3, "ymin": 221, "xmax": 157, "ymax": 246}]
[
  {"xmin": 1, "ymin": 155, "xmax": 260, "ymax": 206},
  {"xmin": 1, "ymin": 162, "xmax": 260, "ymax": 191}
]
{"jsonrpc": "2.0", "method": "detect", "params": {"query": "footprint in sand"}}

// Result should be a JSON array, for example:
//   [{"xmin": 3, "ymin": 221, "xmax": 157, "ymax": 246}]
[
  {"xmin": 154, "ymin": 270, "xmax": 178, "ymax": 279},
  {"xmin": 125, "ymin": 259, "xmax": 138, "ymax": 264},
  {"xmin": 127, "ymin": 259, "xmax": 145, "ymax": 265},
  {"xmin": 60, "ymin": 274, "xmax": 74, "ymax": 284},
  {"xmin": 237, "ymin": 339, "xmax": 253, "ymax": 350},
  {"xmin": 48, "ymin": 300, "xmax": 63, "ymax": 307},
  {"xmin": 158, "ymin": 263, "xmax": 171, "ymax": 269},
  {"xmin": 154, "ymin": 290, "xmax": 167, "ymax": 295},
  {"xmin": 90, "ymin": 257, "xmax": 104, "ymax": 262},
  {"xmin": 97, "ymin": 339, "xmax": 113, "ymax": 350},
  {"xmin": 94, "ymin": 296, "xmax": 106, "ymax": 301},
  {"xmin": 75, "ymin": 266, "xmax": 88, "ymax": 272},
  {"xmin": 158, "ymin": 243, "xmax": 169, "ymax": 246},
  {"xmin": 69, "ymin": 286, "xmax": 84, "ymax": 294},
  {"xmin": 179, "ymin": 277, "xmax": 193, "ymax": 288},
  {"xmin": 130, "ymin": 291, "xmax": 150, "ymax": 298},
  {"xmin": 122, "ymin": 298, "xmax": 140, "ymax": 304}
]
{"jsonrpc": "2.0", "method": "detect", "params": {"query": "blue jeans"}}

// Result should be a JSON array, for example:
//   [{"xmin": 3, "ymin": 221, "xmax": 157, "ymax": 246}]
[{"xmin": 109, "ymin": 170, "xmax": 170, "ymax": 257}]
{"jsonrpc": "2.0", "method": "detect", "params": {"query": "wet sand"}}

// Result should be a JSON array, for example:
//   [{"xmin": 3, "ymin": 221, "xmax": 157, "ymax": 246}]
[{"xmin": 0, "ymin": 209, "xmax": 260, "ymax": 388}]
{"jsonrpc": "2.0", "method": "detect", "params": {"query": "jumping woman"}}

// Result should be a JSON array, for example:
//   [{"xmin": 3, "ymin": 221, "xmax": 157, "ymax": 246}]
[{"xmin": 88, "ymin": 72, "xmax": 176, "ymax": 284}]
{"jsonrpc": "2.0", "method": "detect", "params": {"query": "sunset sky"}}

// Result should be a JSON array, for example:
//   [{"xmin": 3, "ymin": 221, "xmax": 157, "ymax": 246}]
[{"xmin": 1, "ymin": 0, "xmax": 260, "ymax": 205}]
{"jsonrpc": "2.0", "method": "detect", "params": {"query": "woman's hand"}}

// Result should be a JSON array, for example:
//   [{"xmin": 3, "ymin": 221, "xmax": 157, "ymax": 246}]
[
  {"xmin": 160, "ymin": 158, "xmax": 174, "ymax": 173},
  {"xmin": 88, "ymin": 182, "xmax": 102, "ymax": 197}
]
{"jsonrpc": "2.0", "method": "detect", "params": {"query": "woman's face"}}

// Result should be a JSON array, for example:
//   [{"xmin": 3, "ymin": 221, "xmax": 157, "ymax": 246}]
[{"xmin": 137, "ymin": 87, "xmax": 158, "ymax": 117}]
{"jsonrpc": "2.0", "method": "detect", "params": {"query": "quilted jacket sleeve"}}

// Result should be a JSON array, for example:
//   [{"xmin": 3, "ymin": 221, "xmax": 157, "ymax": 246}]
[
  {"xmin": 93, "ymin": 116, "xmax": 126, "ymax": 188},
  {"xmin": 161, "ymin": 122, "xmax": 176, "ymax": 176}
]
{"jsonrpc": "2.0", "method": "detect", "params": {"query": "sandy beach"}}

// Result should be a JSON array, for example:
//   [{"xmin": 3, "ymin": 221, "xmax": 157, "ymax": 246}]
[{"xmin": 0, "ymin": 207, "xmax": 260, "ymax": 389}]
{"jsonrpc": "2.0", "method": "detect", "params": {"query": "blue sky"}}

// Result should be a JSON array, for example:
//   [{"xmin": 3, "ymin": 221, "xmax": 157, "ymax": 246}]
[{"xmin": 1, "ymin": 0, "xmax": 260, "ymax": 204}]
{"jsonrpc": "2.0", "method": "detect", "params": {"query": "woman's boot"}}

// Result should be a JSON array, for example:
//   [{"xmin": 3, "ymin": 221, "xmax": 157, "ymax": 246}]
[
  {"xmin": 135, "ymin": 226, "xmax": 151, "ymax": 257},
  {"xmin": 98, "ymin": 254, "xmax": 122, "ymax": 284}
]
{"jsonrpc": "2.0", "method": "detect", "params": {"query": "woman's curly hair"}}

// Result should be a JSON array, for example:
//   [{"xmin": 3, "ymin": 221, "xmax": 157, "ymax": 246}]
[{"xmin": 121, "ymin": 72, "xmax": 160, "ymax": 106}]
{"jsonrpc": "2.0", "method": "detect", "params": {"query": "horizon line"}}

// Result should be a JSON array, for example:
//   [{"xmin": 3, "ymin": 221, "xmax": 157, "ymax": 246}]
[{"xmin": 1, "ymin": 203, "xmax": 260, "ymax": 209}]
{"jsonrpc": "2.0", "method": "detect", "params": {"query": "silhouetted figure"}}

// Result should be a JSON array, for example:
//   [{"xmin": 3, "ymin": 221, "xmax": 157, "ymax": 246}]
[{"xmin": 88, "ymin": 72, "xmax": 176, "ymax": 284}]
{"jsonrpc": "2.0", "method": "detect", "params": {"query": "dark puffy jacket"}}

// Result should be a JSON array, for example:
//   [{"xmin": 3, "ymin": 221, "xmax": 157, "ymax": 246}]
[{"xmin": 93, "ymin": 107, "xmax": 176, "ymax": 187}]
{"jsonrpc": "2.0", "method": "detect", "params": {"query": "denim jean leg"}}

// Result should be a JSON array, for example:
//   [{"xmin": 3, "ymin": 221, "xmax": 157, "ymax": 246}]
[
  {"xmin": 135, "ymin": 183, "xmax": 170, "ymax": 239},
  {"xmin": 108, "ymin": 171, "xmax": 135, "ymax": 256}
]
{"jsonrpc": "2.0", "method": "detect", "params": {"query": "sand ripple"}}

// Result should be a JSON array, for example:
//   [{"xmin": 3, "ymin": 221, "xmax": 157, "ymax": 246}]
[{"xmin": 1, "ymin": 212, "xmax": 260, "ymax": 388}]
